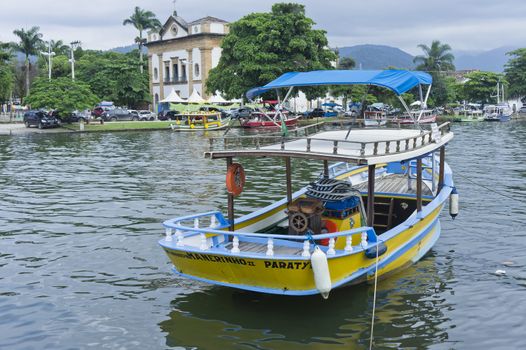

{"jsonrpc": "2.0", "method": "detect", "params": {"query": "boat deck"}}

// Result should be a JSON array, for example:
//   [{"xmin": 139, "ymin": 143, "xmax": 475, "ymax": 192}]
[
  {"xmin": 224, "ymin": 241, "xmax": 304, "ymax": 256},
  {"xmin": 354, "ymin": 174, "xmax": 433, "ymax": 196}
]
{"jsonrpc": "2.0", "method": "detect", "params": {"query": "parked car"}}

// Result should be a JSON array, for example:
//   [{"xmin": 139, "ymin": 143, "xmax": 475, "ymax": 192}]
[
  {"xmin": 518, "ymin": 106, "xmax": 526, "ymax": 114},
  {"xmin": 128, "ymin": 110, "xmax": 139, "ymax": 118},
  {"xmin": 23, "ymin": 110, "xmax": 61, "ymax": 129},
  {"xmin": 230, "ymin": 107, "xmax": 254, "ymax": 119},
  {"xmin": 158, "ymin": 110, "xmax": 181, "ymax": 121},
  {"xmin": 101, "ymin": 108, "xmax": 137, "ymax": 121},
  {"xmin": 303, "ymin": 108, "xmax": 325, "ymax": 118},
  {"xmin": 55, "ymin": 110, "xmax": 91, "ymax": 124},
  {"xmin": 138, "ymin": 110, "xmax": 156, "ymax": 121},
  {"xmin": 199, "ymin": 106, "xmax": 228, "ymax": 119}
]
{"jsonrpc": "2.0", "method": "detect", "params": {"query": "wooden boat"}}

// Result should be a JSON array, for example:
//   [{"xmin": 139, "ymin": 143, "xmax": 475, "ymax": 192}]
[
  {"xmin": 457, "ymin": 104, "xmax": 484, "ymax": 122},
  {"xmin": 391, "ymin": 110, "xmax": 437, "ymax": 125},
  {"xmin": 159, "ymin": 70, "xmax": 457, "ymax": 298},
  {"xmin": 170, "ymin": 112, "xmax": 231, "ymax": 131},
  {"xmin": 364, "ymin": 110, "xmax": 387, "ymax": 127},
  {"xmin": 240, "ymin": 112, "xmax": 300, "ymax": 128}
]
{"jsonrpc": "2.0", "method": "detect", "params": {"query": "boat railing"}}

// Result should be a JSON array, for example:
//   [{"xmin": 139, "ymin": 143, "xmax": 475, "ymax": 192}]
[
  {"xmin": 208, "ymin": 122, "xmax": 451, "ymax": 159},
  {"xmin": 162, "ymin": 210, "xmax": 379, "ymax": 257},
  {"xmin": 208, "ymin": 121, "xmax": 325, "ymax": 150}
]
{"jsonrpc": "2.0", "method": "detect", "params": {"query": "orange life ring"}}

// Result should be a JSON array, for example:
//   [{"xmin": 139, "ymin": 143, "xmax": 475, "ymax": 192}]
[
  {"xmin": 226, "ymin": 163, "xmax": 245, "ymax": 196},
  {"xmin": 319, "ymin": 220, "xmax": 338, "ymax": 246}
]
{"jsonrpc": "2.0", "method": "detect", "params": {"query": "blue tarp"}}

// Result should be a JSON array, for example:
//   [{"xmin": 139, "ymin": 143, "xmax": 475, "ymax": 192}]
[
  {"xmin": 246, "ymin": 70, "xmax": 432, "ymax": 99},
  {"xmin": 321, "ymin": 102, "xmax": 342, "ymax": 107}
]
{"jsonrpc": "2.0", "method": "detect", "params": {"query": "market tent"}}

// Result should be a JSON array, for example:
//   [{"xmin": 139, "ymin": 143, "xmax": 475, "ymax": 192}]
[
  {"xmin": 246, "ymin": 70, "xmax": 433, "ymax": 99},
  {"xmin": 207, "ymin": 93, "xmax": 227, "ymax": 103},
  {"xmin": 161, "ymin": 89, "xmax": 185, "ymax": 103},
  {"xmin": 187, "ymin": 88, "xmax": 205, "ymax": 103}
]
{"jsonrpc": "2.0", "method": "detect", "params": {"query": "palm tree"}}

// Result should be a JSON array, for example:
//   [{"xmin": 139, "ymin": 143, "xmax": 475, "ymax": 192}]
[
  {"xmin": 49, "ymin": 40, "xmax": 70, "ymax": 56},
  {"xmin": 12, "ymin": 26, "xmax": 43, "ymax": 96},
  {"xmin": 123, "ymin": 7, "xmax": 161, "ymax": 73},
  {"xmin": 413, "ymin": 40, "xmax": 455, "ymax": 72}
]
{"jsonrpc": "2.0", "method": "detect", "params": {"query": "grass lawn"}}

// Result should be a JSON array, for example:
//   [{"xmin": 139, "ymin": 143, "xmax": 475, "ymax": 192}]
[{"xmin": 64, "ymin": 121, "xmax": 175, "ymax": 132}]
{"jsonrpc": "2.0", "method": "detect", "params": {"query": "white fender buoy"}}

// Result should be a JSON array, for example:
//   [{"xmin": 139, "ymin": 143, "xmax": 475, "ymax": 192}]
[
  {"xmin": 311, "ymin": 246, "xmax": 332, "ymax": 299},
  {"xmin": 450, "ymin": 187, "xmax": 459, "ymax": 219}
]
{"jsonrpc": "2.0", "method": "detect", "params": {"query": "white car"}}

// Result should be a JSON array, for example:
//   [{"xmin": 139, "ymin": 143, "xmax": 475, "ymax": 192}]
[{"xmin": 138, "ymin": 110, "xmax": 156, "ymax": 121}]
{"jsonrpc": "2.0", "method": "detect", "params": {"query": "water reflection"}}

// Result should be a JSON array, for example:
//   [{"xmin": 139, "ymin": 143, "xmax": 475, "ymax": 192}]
[{"xmin": 160, "ymin": 251, "xmax": 455, "ymax": 349}]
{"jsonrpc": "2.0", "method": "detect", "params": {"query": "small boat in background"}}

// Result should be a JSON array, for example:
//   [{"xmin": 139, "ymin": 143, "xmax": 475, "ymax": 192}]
[
  {"xmin": 458, "ymin": 103, "xmax": 484, "ymax": 122},
  {"xmin": 483, "ymin": 104, "xmax": 512, "ymax": 122},
  {"xmin": 170, "ymin": 112, "xmax": 231, "ymax": 131},
  {"xmin": 240, "ymin": 113, "xmax": 300, "ymax": 128},
  {"xmin": 484, "ymin": 80, "xmax": 512, "ymax": 122},
  {"xmin": 391, "ymin": 110, "xmax": 437, "ymax": 125},
  {"xmin": 363, "ymin": 109, "xmax": 387, "ymax": 127}
]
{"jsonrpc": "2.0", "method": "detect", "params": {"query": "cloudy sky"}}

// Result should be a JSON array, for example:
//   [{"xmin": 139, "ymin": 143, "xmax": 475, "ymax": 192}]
[{"xmin": 1, "ymin": 0, "xmax": 524, "ymax": 54}]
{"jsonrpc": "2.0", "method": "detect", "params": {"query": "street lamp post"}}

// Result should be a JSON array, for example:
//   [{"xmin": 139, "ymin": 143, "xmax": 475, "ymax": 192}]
[
  {"xmin": 69, "ymin": 41, "xmax": 81, "ymax": 80},
  {"xmin": 41, "ymin": 41, "xmax": 56, "ymax": 81}
]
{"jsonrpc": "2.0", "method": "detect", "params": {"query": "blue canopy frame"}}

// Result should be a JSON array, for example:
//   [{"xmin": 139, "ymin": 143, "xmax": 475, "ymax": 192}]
[{"xmin": 246, "ymin": 70, "xmax": 432, "ymax": 100}]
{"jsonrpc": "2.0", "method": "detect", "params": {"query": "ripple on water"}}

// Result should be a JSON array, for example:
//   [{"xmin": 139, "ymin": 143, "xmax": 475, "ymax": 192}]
[{"xmin": 0, "ymin": 124, "xmax": 526, "ymax": 349}]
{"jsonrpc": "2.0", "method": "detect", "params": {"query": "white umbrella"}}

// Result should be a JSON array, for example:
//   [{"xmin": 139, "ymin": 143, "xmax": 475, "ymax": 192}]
[
  {"xmin": 207, "ymin": 93, "xmax": 227, "ymax": 103},
  {"xmin": 187, "ymin": 88, "xmax": 205, "ymax": 103},
  {"xmin": 160, "ymin": 89, "xmax": 185, "ymax": 103}
]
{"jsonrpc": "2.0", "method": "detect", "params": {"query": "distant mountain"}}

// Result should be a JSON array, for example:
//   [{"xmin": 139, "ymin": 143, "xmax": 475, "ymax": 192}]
[
  {"xmin": 337, "ymin": 45, "xmax": 415, "ymax": 70},
  {"xmin": 109, "ymin": 44, "xmax": 147, "ymax": 54},
  {"xmin": 453, "ymin": 46, "xmax": 518, "ymax": 72}
]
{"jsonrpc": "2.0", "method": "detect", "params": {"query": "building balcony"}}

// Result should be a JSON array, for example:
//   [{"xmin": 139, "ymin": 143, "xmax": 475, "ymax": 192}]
[{"xmin": 163, "ymin": 77, "xmax": 188, "ymax": 85}]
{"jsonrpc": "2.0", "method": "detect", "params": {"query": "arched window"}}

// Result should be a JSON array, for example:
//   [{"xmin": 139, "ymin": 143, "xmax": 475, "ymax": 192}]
[
  {"xmin": 154, "ymin": 68, "xmax": 158, "ymax": 80},
  {"xmin": 194, "ymin": 63, "xmax": 200, "ymax": 77}
]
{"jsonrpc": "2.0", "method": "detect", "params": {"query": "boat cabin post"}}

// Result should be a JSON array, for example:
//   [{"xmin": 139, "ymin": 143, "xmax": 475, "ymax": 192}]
[
  {"xmin": 416, "ymin": 157, "xmax": 423, "ymax": 216},
  {"xmin": 323, "ymin": 160, "xmax": 329, "ymax": 178},
  {"xmin": 226, "ymin": 157, "xmax": 235, "ymax": 231},
  {"xmin": 367, "ymin": 164, "xmax": 375, "ymax": 227},
  {"xmin": 438, "ymin": 146, "xmax": 445, "ymax": 193},
  {"xmin": 285, "ymin": 157, "xmax": 292, "ymax": 204}
]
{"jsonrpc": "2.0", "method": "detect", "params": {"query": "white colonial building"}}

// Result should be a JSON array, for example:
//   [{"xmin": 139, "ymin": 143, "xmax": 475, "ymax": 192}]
[{"xmin": 145, "ymin": 12, "xmax": 229, "ymax": 111}]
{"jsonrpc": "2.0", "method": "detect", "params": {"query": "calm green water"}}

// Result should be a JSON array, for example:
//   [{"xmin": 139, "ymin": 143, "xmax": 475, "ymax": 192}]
[{"xmin": 1, "ymin": 123, "xmax": 525, "ymax": 349}]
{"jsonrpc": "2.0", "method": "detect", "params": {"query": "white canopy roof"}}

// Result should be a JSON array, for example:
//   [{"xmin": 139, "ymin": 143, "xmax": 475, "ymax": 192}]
[
  {"xmin": 207, "ymin": 93, "xmax": 227, "ymax": 103},
  {"xmin": 205, "ymin": 127, "xmax": 454, "ymax": 165},
  {"xmin": 187, "ymin": 88, "xmax": 205, "ymax": 103},
  {"xmin": 160, "ymin": 89, "xmax": 185, "ymax": 103}
]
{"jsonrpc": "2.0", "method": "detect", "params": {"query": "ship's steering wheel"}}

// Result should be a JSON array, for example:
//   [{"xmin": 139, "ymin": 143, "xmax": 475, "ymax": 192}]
[{"xmin": 290, "ymin": 212, "xmax": 308, "ymax": 233}]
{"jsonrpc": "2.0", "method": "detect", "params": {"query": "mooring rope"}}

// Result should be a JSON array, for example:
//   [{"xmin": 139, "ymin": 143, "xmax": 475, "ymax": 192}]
[
  {"xmin": 369, "ymin": 240, "xmax": 380, "ymax": 350},
  {"xmin": 455, "ymin": 173, "xmax": 525, "ymax": 203}
]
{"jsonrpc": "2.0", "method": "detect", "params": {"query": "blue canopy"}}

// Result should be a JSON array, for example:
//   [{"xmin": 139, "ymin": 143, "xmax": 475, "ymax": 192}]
[{"xmin": 246, "ymin": 70, "xmax": 432, "ymax": 99}]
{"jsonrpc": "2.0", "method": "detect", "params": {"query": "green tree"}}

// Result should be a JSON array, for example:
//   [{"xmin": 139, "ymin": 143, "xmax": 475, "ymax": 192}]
[
  {"xmin": 206, "ymin": 3, "xmax": 337, "ymax": 100},
  {"xmin": 504, "ymin": 48, "xmax": 526, "ymax": 97},
  {"xmin": 12, "ymin": 26, "xmax": 43, "ymax": 97},
  {"xmin": 25, "ymin": 77, "xmax": 99, "ymax": 114},
  {"xmin": 37, "ymin": 53, "xmax": 71, "ymax": 80},
  {"xmin": 330, "ymin": 57, "xmax": 356, "ymax": 110},
  {"xmin": 0, "ymin": 42, "xmax": 14, "ymax": 103},
  {"xmin": 414, "ymin": 40, "xmax": 455, "ymax": 106},
  {"xmin": 462, "ymin": 71, "xmax": 505, "ymax": 104},
  {"xmin": 76, "ymin": 50, "xmax": 149, "ymax": 108},
  {"xmin": 123, "ymin": 6, "xmax": 161, "ymax": 73}
]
